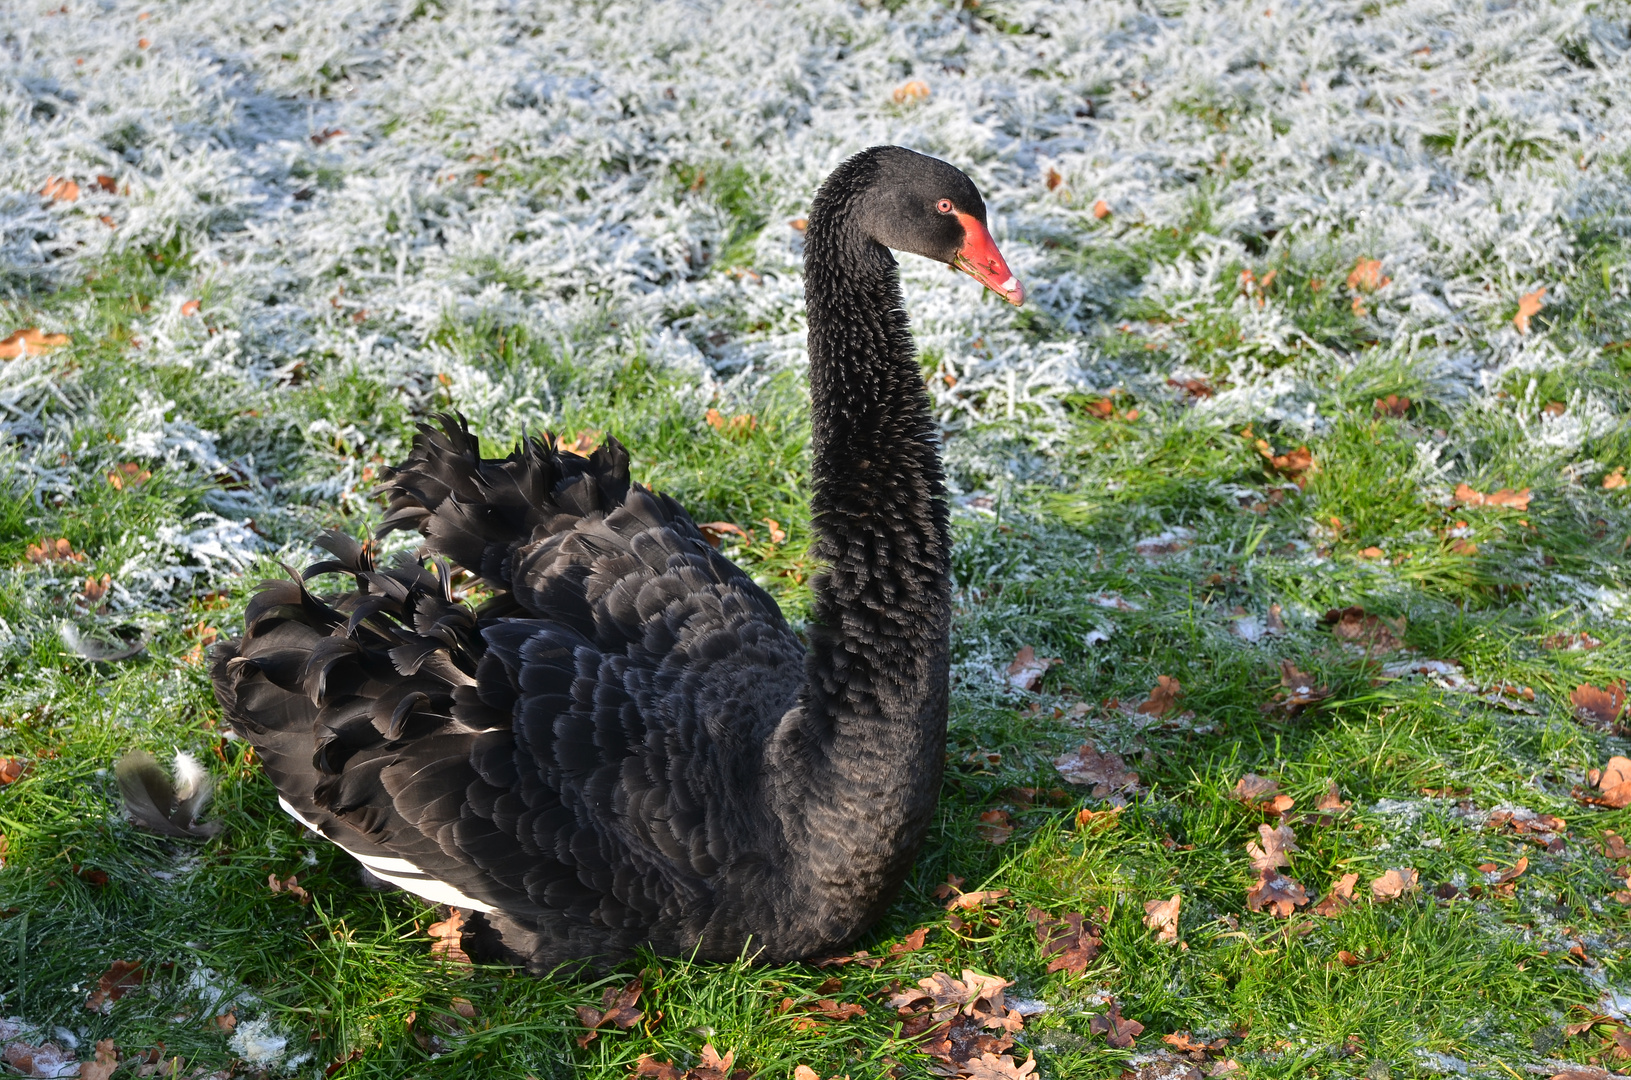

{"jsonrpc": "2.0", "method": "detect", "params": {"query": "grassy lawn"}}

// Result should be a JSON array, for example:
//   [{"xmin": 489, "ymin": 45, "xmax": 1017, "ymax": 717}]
[{"xmin": 2, "ymin": 0, "xmax": 1631, "ymax": 1077}]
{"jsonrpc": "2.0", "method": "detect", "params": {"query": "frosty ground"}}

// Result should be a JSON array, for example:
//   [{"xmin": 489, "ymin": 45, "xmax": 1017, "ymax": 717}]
[{"xmin": 1, "ymin": 0, "xmax": 1629, "ymax": 1077}]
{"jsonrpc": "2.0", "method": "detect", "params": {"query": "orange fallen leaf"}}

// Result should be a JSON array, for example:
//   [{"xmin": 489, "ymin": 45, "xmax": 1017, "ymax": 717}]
[
  {"xmin": 1246, "ymin": 822, "xmax": 1300, "ymax": 873},
  {"xmin": 704, "ymin": 408, "xmax": 757, "ymax": 436},
  {"xmin": 892, "ymin": 80, "xmax": 930, "ymax": 104},
  {"xmin": 697, "ymin": 521, "xmax": 748, "ymax": 548},
  {"xmin": 0, "ymin": 758, "xmax": 24, "ymax": 785},
  {"xmin": 961, "ymin": 1052, "xmax": 1038, "ymax": 1080},
  {"xmin": 107, "ymin": 462, "xmax": 151, "ymax": 490},
  {"xmin": 40, "ymin": 176, "xmax": 79, "ymax": 202},
  {"xmin": 788, "ymin": 217, "xmax": 808, "ymax": 232},
  {"xmin": 1370, "ymin": 867, "xmax": 1418, "ymax": 901},
  {"xmin": 267, "ymin": 872, "xmax": 310, "ymax": 904},
  {"xmin": 24, "ymin": 537, "xmax": 85, "ymax": 564},
  {"xmin": 1313, "ymin": 872, "xmax": 1359, "ymax": 917},
  {"xmin": 1321, "ymin": 605, "xmax": 1405, "ymax": 653},
  {"xmin": 1143, "ymin": 893, "xmax": 1180, "ymax": 943},
  {"xmin": 1135, "ymin": 674, "xmax": 1183, "ymax": 717},
  {"xmin": 95, "ymin": 174, "xmax": 118, "ymax": 193},
  {"xmin": 427, "ymin": 909, "xmax": 470, "ymax": 964},
  {"xmin": 0, "ymin": 327, "xmax": 71, "ymax": 359},
  {"xmin": 1453, "ymin": 482, "xmax": 1531, "ymax": 511},
  {"xmin": 1578, "ymin": 756, "xmax": 1631, "ymax": 810},
  {"xmin": 180, "ymin": 299, "xmax": 200, "ymax": 317},
  {"xmin": 1232, "ymin": 774, "xmax": 1293, "ymax": 814},
  {"xmin": 1572, "ymin": 682, "xmax": 1628, "ymax": 730},
  {"xmin": 1358, "ymin": 546, "xmax": 1384, "ymax": 559},
  {"xmin": 1091, "ymin": 199, "xmax": 1110, "ymax": 219},
  {"xmin": 1346, "ymin": 257, "xmax": 1389, "ymax": 292},
  {"xmin": 1604, "ymin": 467, "xmax": 1626, "ymax": 490},
  {"xmin": 1027, "ymin": 907, "xmax": 1102, "ymax": 975},
  {"xmin": 945, "ymin": 888, "xmax": 1009, "ymax": 912},
  {"xmin": 1316, "ymin": 780, "xmax": 1351, "ymax": 813},
  {"xmin": 1514, "ymin": 288, "xmax": 1545, "ymax": 334},
  {"xmin": 1044, "ymin": 168, "xmax": 1063, "ymax": 191},
  {"xmin": 79, "ymin": 1038, "xmax": 119, "ymax": 1080},
  {"xmin": 1246, "ymin": 871, "xmax": 1309, "ymax": 917}
]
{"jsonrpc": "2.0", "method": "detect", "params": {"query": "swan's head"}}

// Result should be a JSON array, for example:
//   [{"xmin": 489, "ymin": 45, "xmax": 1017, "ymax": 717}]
[{"xmin": 845, "ymin": 146, "xmax": 1026, "ymax": 306}]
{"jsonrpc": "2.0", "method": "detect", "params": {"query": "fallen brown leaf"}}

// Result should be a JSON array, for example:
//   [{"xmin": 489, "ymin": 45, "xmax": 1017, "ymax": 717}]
[
  {"xmin": 1495, "ymin": 855, "xmax": 1529, "ymax": 885},
  {"xmin": 962, "ymin": 1051, "xmax": 1038, "ymax": 1080},
  {"xmin": 0, "ymin": 327, "xmax": 71, "ymax": 359},
  {"xmin": 1267, "ymin": 660, "xmax": 1330, "ymax": 716},
  {"xmin": 1027, "ymin": 907, "xmax": 1102, "ymax": 976},
  {"xmin": 1347, "ymin": 257, "xmax": 1389, "ymax": 292},
  {"xmin": 1245, "ymin": 872, "xmax": 1309, "ymax": 918},
  {"xmin": 575, "ymin": 980, "xmax": 643, "ymax": 1047},
  {"xmin": 890, "ymin": 927, "xmax": 931, "ymax": 956},
  {"xmin": 268, "ymin": 873, "xmax": 310, "ymax": 904},
  {"xmin": 40, "ymin": 176, "xmax": 79, "ymax": 202},
  {"xmin": 1162, "ymin": 1031, "xmax": 1229, "ymax": 1060},
  {"xmin": 106, "ymin": 462, "xmax": 151, "ymax": 490},
  {"xmin": 1006, "ymin": 645, "xmax": 1059, "ymax": 691},
  {"xmin": 1088, "ymin": 997, "xmax": 1144, "ymax": 1048},
  {"xmin": 697, "ymin": 521, "xmax": 748, "ymax": 548},
  {"xmin": 1136, "ymin": 675, "xmax": 1183, "ymax": 717},
  {"xmin": 704, "ymin": 409, "xmax": 757, "ymax": 436},
  {"xmin": 976, "ymin": 809, "xmax": 1013, "ymax": 844},
  {"xmin": 23, "ymin": 537, "xmax": 84, "ymax": 564},
  {"xmin": 1144, "ymin": 894, "xmax": 1180, "ymax": 944},
  {"xmin": 945, "ymin": 888, "xmax": 1009, "ymax": 912},
  {"xmin": 78, "ymin": 1038, "xmax": 119, "ymax": 1080},
  {"xmin": 427, "ymin": 909, "xmax": 470, "ymax": 964},
  {"xmin": 1313, "ymin": 872, "xmax": 1359, "ymax": 917},
  {"xmin": 1572, "ymin": 683, "xmax": 1628, "ymax": 731},
  {"xmin": 0, "ymin": 759, "xmax": 23, "ymax": 785},
  {"xmin": 1075, "ymin": 805, "xmax": 1123, "ymax": 832},
  {"xmin": 1453, "ymin": 482, "xmax": 1531, "ymax": 511},
  {"xmin": 1316, "ymin": 780, "xmax": 1351, "ymax": 814},
  {"xmin": 1054, "ymin": 743, "xmax": 1140, "ymax": 798},
  {"xmin": 1321, "ymin": 606, "xmax": 1405, "ymax": 653},
  {"xmin": 1373, "ymin": 394, "xmax": 1410, "ymax": 418},
  {"xmin": 1246, "ymin": 823, "xmax": 1300, "ymax": 873},
  {"xmin": 1231, "ymin": 774, "xmax": 1293, "ymax": 815},
  {"xmin": 1579, "ymin": 756, "xmax": 1631, "ymax": 810},
  {"xmin": 554, "ymin": 429, "xmax": 603, "ymax": 455},
  {"xmin": 1370, "ymin": 867, "xmax": 1418, "ymax": 901},
  {"xmin": 84, "ymin": 960, "xmax": 144, "ymax": 1012},
  {"xmin": 1604, "ymin": 467, "xmax": 1626, "ymax": 491},
  {"xmin": 1514, "ymin": 288, "xmax": 1545, "ymax": 334},
  {"xmin": 892, "ymin": 80, "xmax": 930, "ymax": 104},
  {"xmin": 1092, "ymin": 199, "xmax": 1111, "ymax": 219}
]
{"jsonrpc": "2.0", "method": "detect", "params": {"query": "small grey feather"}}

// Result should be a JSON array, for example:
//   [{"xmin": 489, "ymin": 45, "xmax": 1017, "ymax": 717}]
[{"xmin": 115, "ymin": 750, "xmax": 221, "ymax": 838}]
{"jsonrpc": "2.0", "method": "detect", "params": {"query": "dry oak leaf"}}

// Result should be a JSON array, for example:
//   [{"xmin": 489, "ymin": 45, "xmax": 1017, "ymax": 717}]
[
  {"xmin": 1580, "ymin": 756, "xmax": 1631, "ymax": 810},
  {"xmin": 575, "ymin": 980, "xmax": 643, "ymax": 1047},
  {"xmin": 1453, "ymin": 483, "xmax": 1531, "ymax": 511},
  {"xmin": 1245, "ymin": 872, "xmax": 1309, "ymax": 918},
  {"xmin": 1163, "ymin": 1031, "xmax": 1230, "ymax": 1060},
  {"xmin": 427, "ymin": 909, "xmax": 470, "ymax": 964},
  {"xmin": 0, "ymin": 328, "xmax": 71, "ymax": 360},
  {"xmin": 1370, "ymin": 867, "xmax": 1418, "ymax": 901},
  {"xmin": 697, "ymin": 521, "xmax": 748, "ymax": 548},
  {"xmin": 24, "ymin": 537, "xmax": 84, "ymax": 564},
  {"xmin": 1268, "ymin": 660, "xmax": 1330, "ymax": 716},
  {"xmin": 890, "ymin": 926, "xmax": 931, "ymax": 956},
  {"xmin": 1374, "ymin": 394, "xmax": 1410, "ymax": 418},
  {"xmin": 1346, "ymin": 257, "xmax": 1389, "ymax": 293},
  {"xmin": 945, "ymin": 888, "xmax": 1009, "ymax": 912},
  {"xmin": 79, "ymin": 1038, "xmax": 119, "ymax": 1080},
  {"xmin": 0, "ymin": 758, "xmax": 23, "ymax": 785},
  {"xmin": 1, "ymin": 1040, "xmax": 78, "ymax": 1079},
  {"xmin": 1231, "ymin": 774, "xmax": 1293, "ymax": 815},
  {"xmin": 1313, "ymin": 872, "xmax": 1359, "ymax": 917},
  {"xmin": 1027, "ymin": 907, "xmax": 1102, "ymax": 976},
  {"xmin": 634, "ymin": 1043, "xmax": 748, "ymax": 1080},
  {"xmin": 977, "ymin": 809, "xmax": 1013, "ymax": 844},
  {"xmin": 892, "ymin": 79, "xmax": 930, "ymax": 104},
  {"xmin": 1514, "ymin": 288, "xmax": 1545, "ymax": 335},
  {"xmin": 1088, "ymin": 997, "xmax": 1145, "ymax": 1048},
  {"xmin": 267, "ymin": 873, "xmax": 310, "ymax": 904},
  {"xmin": 962, "ymin": 1052, "xmax": 1038, "ymax": 1080},
  {"xmin": 1316, "ymin": 780, "xmax": 1351, "ymax": 814},
  {"xmin": 1137, "ymin": 675, "xmax": 1183, "ymax": 717},
  {"xmin": 1551, "ymin": 1069, "xmax": 1618, "ymax": 1080},
  {"xmin": 1247, "ymin": 823, "xmax": 1300, "ymax": 874},
  {"xmin": 1321, "ymin": 606, "xmax": 1405, "ymax": 653},
  {"xmin": 1006, "ymin": 645, "xmax": 1059, "ymax": 691},
  {"xmin": 1144, "ymin": 894, "xmax": 1181, "ymax": 944},
  {"xmin": 84, "ymin": 959, "xmax": 144, "ymax": 1012},
  {"xmin": 40, "ymin": 176, "xmax": 79, "ymax": 202},
  {"xmin": 1261, "ymin": 443, "xmax": 1314, "ymax": 482},
  {"xmin": 1572, "ymin": 682, "xmax": 1628, "ymax": 731},
  {"xmin": 1604, "ymin": 467, "xmax": 1627, "ymax": 491},
  {"xmin": 1054, "ymin": 743, "xmax": 1139, "ymax": 797},
  {"xmin": 1075, "ymin": 805, "xmax": 1123, "ymax": 832}
]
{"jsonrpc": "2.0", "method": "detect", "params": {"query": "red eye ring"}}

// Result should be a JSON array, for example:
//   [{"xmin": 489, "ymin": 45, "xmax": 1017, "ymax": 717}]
[{"xmin": 936, "ymin": 199, "xmax": 953, "ymax": 214}]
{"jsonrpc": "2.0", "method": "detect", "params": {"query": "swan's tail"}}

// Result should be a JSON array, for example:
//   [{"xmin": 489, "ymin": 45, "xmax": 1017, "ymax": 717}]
[{"xmin": 378, "ymin": 413, "xmax": 632, "ymax": 589}]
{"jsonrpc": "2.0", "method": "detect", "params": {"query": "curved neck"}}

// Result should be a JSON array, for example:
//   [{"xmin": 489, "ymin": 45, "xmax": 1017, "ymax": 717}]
[{"xmin": 753, "ymin": 186, "xmax": 951, "ymax": 952}]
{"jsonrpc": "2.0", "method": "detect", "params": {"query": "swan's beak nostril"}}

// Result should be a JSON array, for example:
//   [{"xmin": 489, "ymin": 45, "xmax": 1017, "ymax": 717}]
[{"xmin": 950, "ymin": 213, "xmax": 1024, "ymax": 306}]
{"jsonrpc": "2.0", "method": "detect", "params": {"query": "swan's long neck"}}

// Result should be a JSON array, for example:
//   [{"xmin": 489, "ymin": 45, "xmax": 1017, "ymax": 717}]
[{"xmin": 756, "ymin": 186, "xmax": 951, "ymax": 949}]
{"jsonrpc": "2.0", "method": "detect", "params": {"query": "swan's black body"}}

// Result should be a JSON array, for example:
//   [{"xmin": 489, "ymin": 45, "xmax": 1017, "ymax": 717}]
[{"xmin": 211, "ymin": 147, "xmax": 1022, "ymax": 969}]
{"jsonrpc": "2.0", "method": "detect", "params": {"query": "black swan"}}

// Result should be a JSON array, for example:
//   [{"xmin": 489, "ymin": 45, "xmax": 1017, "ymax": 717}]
[{"xmin": 211, "ymin": 146, "xmax": 1024, "ymax": 970}]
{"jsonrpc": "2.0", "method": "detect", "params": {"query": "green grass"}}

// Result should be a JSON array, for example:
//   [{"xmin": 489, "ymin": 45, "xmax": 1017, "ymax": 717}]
[{"xmin": 3, "ymin": 183, "xmax": 1631, "ymax": 1080}]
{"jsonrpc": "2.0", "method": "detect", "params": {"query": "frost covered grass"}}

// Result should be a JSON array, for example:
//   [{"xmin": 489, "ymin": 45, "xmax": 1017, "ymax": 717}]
[{"xmin": 1, "ymin": 0, "xmax": 1630, "ymax": 1076}]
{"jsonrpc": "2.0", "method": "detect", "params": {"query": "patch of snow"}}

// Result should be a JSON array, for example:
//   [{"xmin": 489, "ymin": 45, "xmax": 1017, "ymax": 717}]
[{"xmin": 228, "ymin": 1018, "xmax": 290, "ymax": 1067}]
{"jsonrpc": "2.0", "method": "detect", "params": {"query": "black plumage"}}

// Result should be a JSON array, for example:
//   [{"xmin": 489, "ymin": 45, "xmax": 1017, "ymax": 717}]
[{"xmin": 211, "ymin": 146, "xmax": 1024, "ymax": 970}]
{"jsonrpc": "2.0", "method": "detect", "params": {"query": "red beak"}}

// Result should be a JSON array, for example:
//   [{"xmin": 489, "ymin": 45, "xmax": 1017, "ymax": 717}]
[{"xmin": 952, "ymin": 213, "xmax": 1025, "ymax": 306}]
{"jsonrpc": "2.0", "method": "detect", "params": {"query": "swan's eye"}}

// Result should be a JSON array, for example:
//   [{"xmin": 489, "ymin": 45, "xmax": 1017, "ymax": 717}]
[{"xmin": 936, "ymin": 199, "xmax": 953, "ymax": 214}]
